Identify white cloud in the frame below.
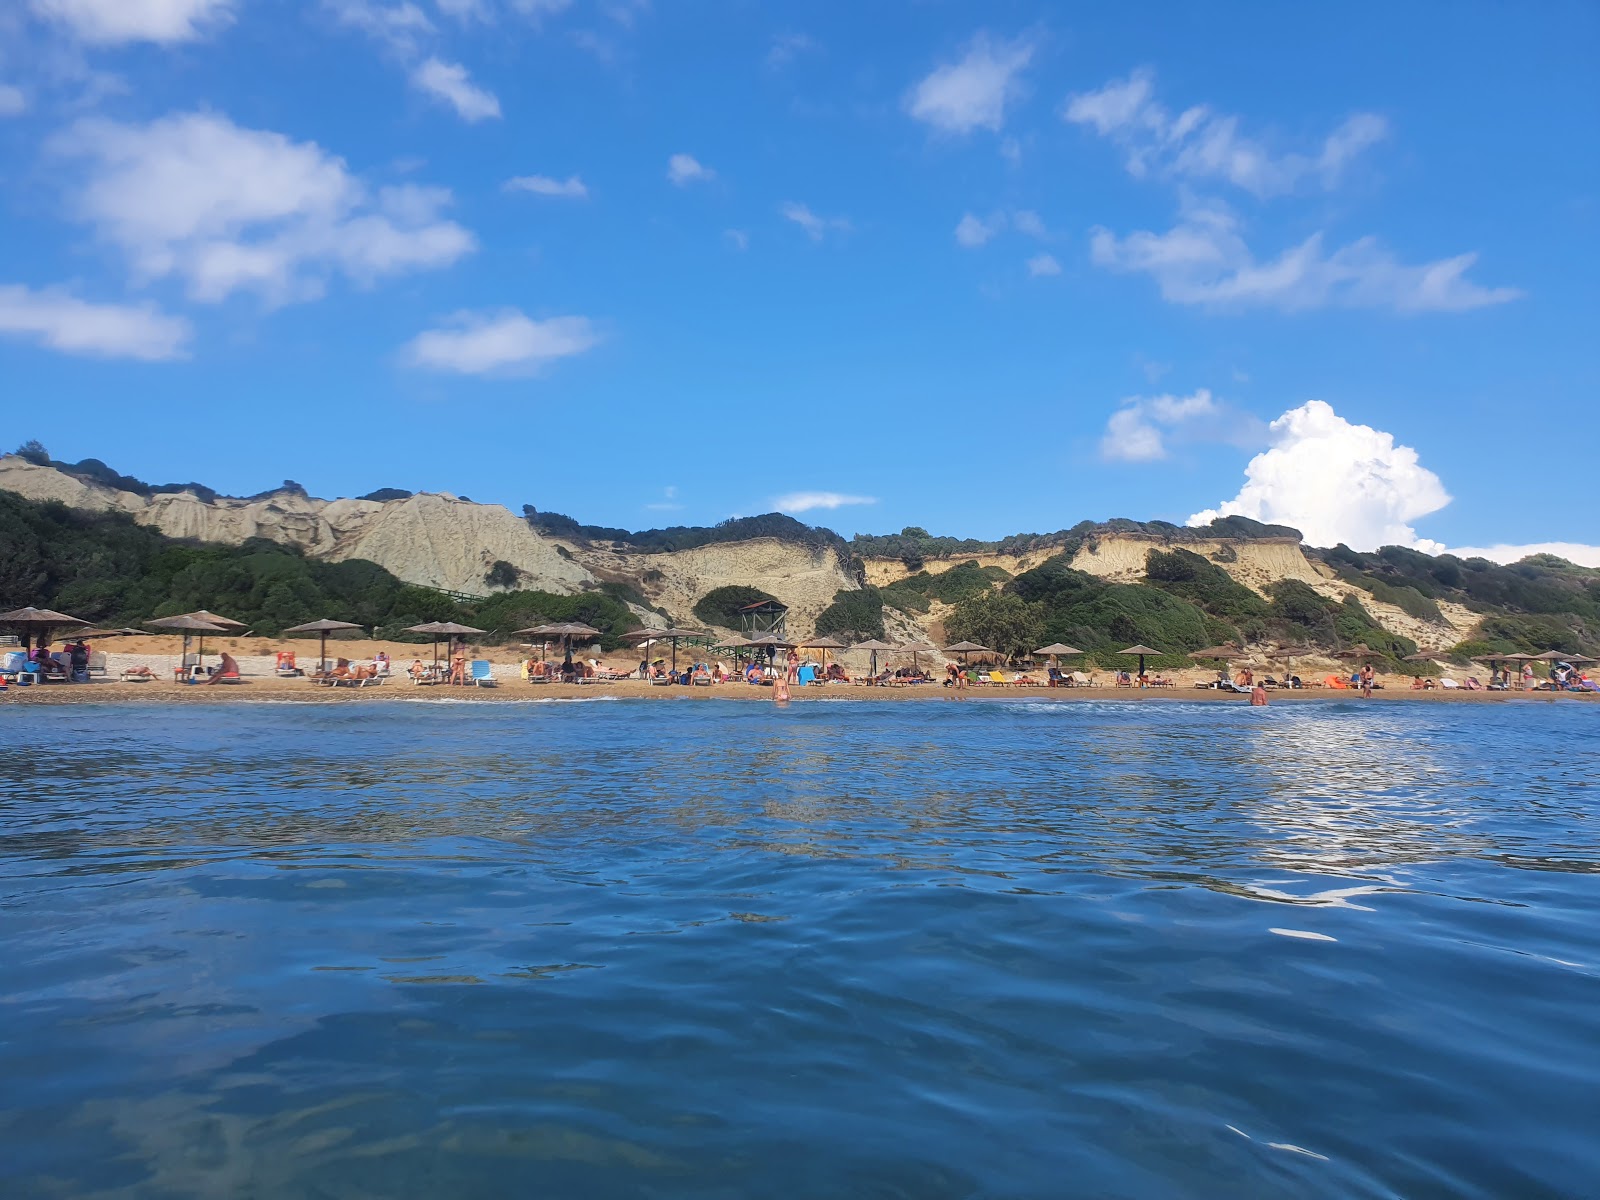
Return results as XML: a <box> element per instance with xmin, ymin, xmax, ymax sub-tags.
<box><xmin>1444</xmin><ymin>543</ymin><xmax>1600</xmax><ymax>569</ymax></box>
<box><xmin>0</xmin><ymin>85</ymin><xmax>26</xmax><ymax>116</ymax></box>
<box><xmin>724</xmin><ymin>228</ymin><xmax>748</xmax><ymax>251</ymax></box>
<box><xmin>781</xmin><ymin>201</ymin><xmax>850</xmax><ymax>243</ymax></box>
<box><xmin>1064</xmin><ymin>68</ymin><xmax>1389</xmax><ymax>197</ymax></box>
<box><xmin>410</xmin><ymin>57</ymin><xmax>500</xmax><ymax>121</ymax></box>
<box><xmin>403</xmin><ymin>309</ymin><xmax>599</xmax><ymax>375</ymax></box>
<box><xmin>1012</xmin><ymin>209</ymin><xmax>1047</xmax><ymax>239</ymax></box>
<box><xmin>58</xmin><ymin>111</ymin><xmax>474</xmax><ymax>305</ymax></box>
<box><xmin>666</xmin><ymin>153</ymin><xmax>713</xmax><ymax>186</ymax></box>
<box><xmin>509</xmin><ymin>0</ymin><xmax>572</xmax><ymax>19</ymax></box>
<box><xmin>435</xmin><ymin>0</ymin><xmax>490</xmax><ymax>20</ymax></box>
<box><xmin>644</xmin><ymin>484</ymin><xmax>683</xmax><ymax>512</ymax></box>
<box><xmin>31</xmin><ymin>0</ymin><xmax>234</xmax><ymax>44</ymax></box>
<box><xmin>955</xmin><ymin>211</ymin><xmax>1002</xmax><ymax>248</ymax></box>
<box><xmin>504</xmin><ymin>173</ymin><xmax>587</xmax><ymax>198</ymax></box>
<box><xmin>0</xmin><ymin>283</ymin><xmax>191</xmax><ymax>360</ymax></box>
<box><xmin>906</xmin><ymin>32</ymin><xmax>1033</xmax><ymax>135</ymax></box>
<box><xmin>1090</xmin><ymin>203</ymin><xmax>1521</xmax><ymax>313</ymax></box>
<box><xmin>767</xmin><ymin>31</ymin><xmax>817</xmax><ymax>68</ymax></box>
<box><xmin>325</xmin><ymin>0</ymin><xmax>434</xmax><ymax>55</ymax></box>
<box><xmin>1188</xmin><ymin>400</ymin><xmax>1451</xmax><ymax>550</ymax></box>
<box><xmin>772</xmin><ymin>491</ymin><xmax>876</xmax><ymax>513</ymax></box>
<box><xmin>1099</xmin><ymin>388</ymin><xmax>1261</xmax><ymax>462</ymax></box>
<box><xmin>1026</xmin><ymin>252</ymin><xmax>1060</xmax><ymax>277</ymax></box>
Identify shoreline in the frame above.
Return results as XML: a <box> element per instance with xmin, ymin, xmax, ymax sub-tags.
<box><xmin>4</xmin><ymin>678</ymin><xmax>1593</xmax><ymax>706</ymax></box>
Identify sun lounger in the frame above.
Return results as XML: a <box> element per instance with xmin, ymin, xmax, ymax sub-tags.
<box><xmin>120</xmin><ymin>668</ymin><xmax>156</xmax><ymax>683</ymax></box>
<box><xmin>469</xmin><ymin>660</ymin><xmax>497</xmax><ymax>687</ymax></box>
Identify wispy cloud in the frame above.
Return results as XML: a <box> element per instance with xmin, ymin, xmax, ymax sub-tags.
<box><xmin>410</xmin><ymin>57</ymin><xmax>500</xmax><ymax>121</ymax></box>
<box><xmin>504</xmin><ymin>173</ymin><xmax>588</xmax><ymax>198</ymax></box>
<box><xmin>767</xmin><ymin>30</ymin><xmax>817</xmax><ymax>68</ymax></box>
<box><xmin>1099</xmin><ymin>388</ymin><xmax>1263</xmax><ymax>462</ymax></box>
<box><xmin>32</xmin><ymin>0</ymin><xmax>236</xmax><ymax>44</ymax></box>
<box><xmin>0</xmin><ymin>84</ymin><xmax>27</xmax><ymax>116</ymax></box>
<box><xmin>403</xmin><ymin>309</ymin><xmax>599</xmax><ymax>375</ymax></box>
<box><xmin>667</xmin><ymin>153</ymin><xmax>713</xmax><ymax>186</ymax></box>
<box><xmin>325</xmin><ymin>0</ymin><xmax>434</xmax><ymax>56</ymax></box>
<box><xmin>1064</xmin><ymin>68</ymin><xmax>1388</xmax><ymax>197</ymax></box>
<box><xmin>644</xmin><ymin>484</ymin><xmax>683</xmax><ymax>512</ymax></box>
<box><xmin>906</xmin><ymin>32</ymin><xmax>1034</xmax><ymax>135</ymax></box>
<box><xmin>781</xmin><ymin>201</ymin><xmax>850</xmax><ymax>243</ymax></box>
<box><xmin>772</xmin><ymin>491</ymin><xmax>876</xmax><ymax>513</ymax></box>
<box><xmin>955</xmin><ymin>211</ymin><xmax>1002</xmax><ymax>248</ymax></box>
<box><xmin>724</xmin><ymin>228</ymin><xmax>749</xmax><ymax>251</ymax></box>
<box><xmin>1026</xmin><ymin>253</ymin><xmax>1060</xmax><ymax>277</ymax></box>
<box><xmin>0</xmin><ymin>282</ymin><xmax>191</xmax><ymax>360</ymax></box>
<box><xmin>1091</xmin><ymin>202</ymin><xmax>1521</xmax><ymax>313</ymax></box>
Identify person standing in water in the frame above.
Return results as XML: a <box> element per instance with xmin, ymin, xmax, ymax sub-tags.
<box><xmin>1360</xmin><ymin>663</ymin><xmax>1374</xmax><ymax>698</ymax></box>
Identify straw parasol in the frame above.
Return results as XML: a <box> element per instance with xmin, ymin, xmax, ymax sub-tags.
<box><xmin>941</xmin><ymin>641</ymin><xmax>990</xmax><ymax>678</ymax></box>
<box><xmin>179</xmin><ymin>609</ymin><xmax>247</xmax><ymax>631</ymax></box>
<box><xmin>514</xmin><ymin>622</ymin><xmax>601</xmax><ymax>665</ymax></box>
<box><xmin>0</xmin><ymin>606</ymin><xmax>90</xmax><ymax>653</ymax></box>
<box><xmin>1189</xmin><ymin>643</ymin><xmax>1245</xmax><ymax>684</ymax></box>
<box><xmin>1118</xmin><ymin>644</ymin><xmax>1162</xmax><ymax>685</ymax></box>
<box><xmin>283</xmin><ymin>618</ymin><xmax>365</xmax><ymax>675</ymax></box>
<box><xmin>147</xmin><ymin>614</ymin><xmax>226</xmax><ymax>673</ymax></box>
<box><xmin>406</xmin><ymin>620</ymin><xmax>487</xmax><ymax>670</ymax></box>
<box><xmin>744</xmin><ymin>632</ymin><xmax>797</xmax><ymax>668</ymax></box>
<box><xmin>626</xmin><ymin>626</ymin><xmax>705</xmax><ymax>673</ymax></box>
<box><xmin>898</xmin><ymin>640</ymin><xmax>938</xmax><ymax>674</ymax></box>
<box><xmin>799</xmin><ymin>633</ymin><xmax>846</xmax><ymax>674</ymax></box>
<box><xmin>78</xmin><ymin>627</ymin><xmax>146</xmax><ymax>639</ymax></box>
<box><xmin>848</xmin><ymin>637</ymin><xmax>892</xmax><ymax>678</ymax></box>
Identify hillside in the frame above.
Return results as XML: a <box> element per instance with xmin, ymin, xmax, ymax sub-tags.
<box><xmin>3</xmin><ymin>449</ymin><xmax>1596</xmax><ymax>670</ymax></box>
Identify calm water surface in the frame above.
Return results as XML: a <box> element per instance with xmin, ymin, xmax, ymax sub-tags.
<box><xmin>1</xmin><ymin>698</ymin><xmax>1596</xmax><ymax>1198</ymax></box>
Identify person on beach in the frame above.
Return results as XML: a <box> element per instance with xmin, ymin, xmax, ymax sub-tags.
<box><xmin>1360</xmin><ymin>663</ymin><xmax>1374</xmax><ymax>698</ymax></box>
<box><xmin>1250</xmin><ymin>683</ymin><xmax>1268</xmax><ymax>706</ymax></box>
<box><xmin>786</xmin><ymin>650</ymin><xmax>799</xmax><ymax>683</ymax></box>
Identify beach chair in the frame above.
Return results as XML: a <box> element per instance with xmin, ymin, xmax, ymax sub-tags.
<box><xmin>469</xmin><ymin>660</ymin><xmax>497</xmax><ymax>687</ymax></box>
<box><xmin>120</xmin><ymin>667</ymin><xmax>156</xmax><ymax>683</ymax></box>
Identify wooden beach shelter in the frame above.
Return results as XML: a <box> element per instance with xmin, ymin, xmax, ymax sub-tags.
<box><xmin>853</xmin><ymin>638</ymin><xmax>896</xmax><ymax>679</ymax></box>
<box><xmin>0</xmin><ymin>606</ymin><xmax>90</xmax><ymax>655</ymax></box>
<box><xmin>798</xmin><ymin>634</ymin><xmax>846</xmax><ymax>674</ymax></box>
<box><xmin>405</xmin><ymin>620</ymin><xmax>486</xmax><ymax>671</ymax></box>
<box><xmin>1117</xmin><ymin>644</ymin><xmax>1162</xmax><ymax>686</ymax></box>
<box><xmin>283</xmin><ymin>618</ymin><xmax>365</xmax><ymax>675</ymax></box>
<box><xmin>147</xmin><ymin>614</ymin><xmax>226</xmax><ymax>674</ymax></box>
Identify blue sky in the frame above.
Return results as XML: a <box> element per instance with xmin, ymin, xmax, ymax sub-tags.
<box><xmin>2</xmin><ymin>0</ymin><xmax>1597</xmax><ymax>561</ymax></box>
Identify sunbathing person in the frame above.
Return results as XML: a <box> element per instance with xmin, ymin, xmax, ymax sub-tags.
<box><xmin>205</xmin><ymin>652</ymin><xmax>242</xmax><ymax>684</ymax></box>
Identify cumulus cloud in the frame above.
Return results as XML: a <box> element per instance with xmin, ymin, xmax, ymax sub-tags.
<box><xmin>410</xmin><ymin>57</ymin><xmax>500</xmax><ymax>120</ymax></box>
<box><xmin>0</xmin><ymin>283</ymin><xmax>192</xmax><ymax>360</ymax></box>
<box><xmin>1090</xmin><ymin>202</ymin><xmax>1521</xmax><ymax>313</ymax></box>
<box><xmin>1026</xmin><ymin>252</ymin><xmax>1060</xmax><ymax>277</ymax></box>
<box><xmin>666</xmin><ymin>153</ymin><xmax>713</xmax><ymax>186</ymax></box>
<box><xmin>31</xmin><ymin>0</ymin><xmax>234</xmax><ymax>44</ymax></box>
<box><xmin>955</xmin><ymin>211</ymin><xmax>1002</xmax><ymax>248</ymax></box>
<box><xmin>57</xmin><ymin>111</ymin><xmax>474</xmax><ymax>305</ymax></box>
<box><xmin>772</xmin><ymin>491</ymin><xmax>876</xmax><ymax>514</ymax></box>
<box><xmin>1443</xmin><ymin>543</ymin><xmax>1600</xmax><ymax>569</ymax></box>
<box><xmin>1099</xmin><ymin>388</ymin><xmax>1262</xmax><ymax>462</ymax></box>
<box><xmin>504</xmin><ymin>173</ymin><xmax>587</xmax><ymax>198</ymax></box>
<box><xmin>403</xmin><ymin>309</ymin><xmax>599</xmax><ymax>375</ymax></box>
<box><xmin>1064</xmin><ymin>68</ymin><xmax>1388</xmax><ymax>197</ymax></box>
<box><xmin>905</xmin><ymin>32</ymin><xmax>1033</xmax><ymax>135</ymax></box>
<box><xmin>1188</xmin><ymin>400</ymin><xmax>1451</xmax><ymax>550</ymax></box>
<box><xmin>781</xmin><ymin>201</ymin><xmax>850</xmax><ymax>243</ymax></box>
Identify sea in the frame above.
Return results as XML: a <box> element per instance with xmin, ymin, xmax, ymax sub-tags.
<box><xmin>1</xmin><ymin>698</ymin><xmax>1596</xmax><ymax>1198</ymax></box>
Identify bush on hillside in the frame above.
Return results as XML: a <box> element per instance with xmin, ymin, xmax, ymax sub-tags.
<box><xmin>692</xmin><ymin>585</ymin><xmax>781</xmax><ymax>630</ymax></box>
<box><xmin>944</xmin><ymin>591</ymin><xmax>1044</xmax><ymax>662</ymax></box>
<box><xmin>813</xmin><ymin>587</ymin><xmax>886</xmax><ymax>642</ymax></box>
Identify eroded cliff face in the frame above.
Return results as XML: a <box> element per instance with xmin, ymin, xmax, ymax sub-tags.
<box><xmin>0</xmin><ymin>457</ymin><xmax>593</xmax><ymax>597</ymax></box>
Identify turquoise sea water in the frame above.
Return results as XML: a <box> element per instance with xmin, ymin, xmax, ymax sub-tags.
<box><xmin>1</xmin><ymin>698</ymin><xmax>1596</xmax><ymax>1198</ymax></box>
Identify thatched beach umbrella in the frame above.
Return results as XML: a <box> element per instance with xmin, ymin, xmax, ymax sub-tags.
<box><xmin>1118</xmin><ymin>644</ymin><xmax>1162</xmax><ymax>685</ymax></box>
<box><xmin>1189</xmin><ymin>643</ymin><xmax>1245</xmax><ymax>684</ymax></box>
<box><xmin>941</xmin><ymin>641</ymin><xmax>990</xmax><ymax>678</ymax></box>
<box><xmin>1266</xmin><ymin>644</ymin><xmax>1316</xmax><ymax>680</ymax></box>
<box><xmin>179</xmin><ymin>609</ymin><xmax>247</xmax><ymax>631</ymax></box>
<box><xmin>148</xmin><ymin>614</ymin><xmax>227</xmax><ymax>674</ymax></box>
<box><xmin>0</xmin><ymin>605</ymin><xmax>90</xmax><ymax>652</ymax></box>
<box><xmin>406</xmin><ymin>620</ymin><xmax>486</xmax><ymax>670</ymax></box>
<box><xmin>799</xmin><ymin>634</ymin><xmax>846</xmax><ymax>674</ymax></box>
<box><xmin>517</xmin><ymin>622</ymin><xmax>602</xmax><ymax>666</ymax></box>
<box><xmin>854</xmin><ymin>638</ymin><xmax>896</xmax><ymax>678</ymax></box>
<box><xmin>626</xmin><ymin>626</ymin><xmax>705</xmax><ymax>673</ymax></box>
<box><xmin>78</xmin><ymin>627</ymin><xmax>146</xmax><ymax>639</ymax></box>
<box><xmin>744</xmin><ymin>632</ymin><xmax>796</xmax><ymax>669</ymax></box>
<box><xmin>899</xmin><ymin>640</ymin><xmax>939</xmax><ymax>674</ymax></box>
<box><xmin>1525</xmin><ymin>649</ymin><xmax>1573</xmax><ymax>686</ymax></box>
<box><xmin>283</xmin><ymin>618</ymin><xmax>365</xmax><ymax>675</ymax></box>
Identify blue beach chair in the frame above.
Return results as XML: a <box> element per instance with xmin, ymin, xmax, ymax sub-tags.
<box><xmin>470</xmin><ymin>660</ymin><xmax>498</xmax><ymax>687</ymax></box>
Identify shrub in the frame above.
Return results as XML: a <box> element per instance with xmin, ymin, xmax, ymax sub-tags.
<box><xmin>814</xmin><ymin>587</ymin><xmax>886</xmax><ymax>641</ymax></box>
<box><xmin>944</xmin><ymin>591</ymin><xmax>1044</xmax><ymax>662</ymax></box>
<box><xmin>693</xmin><ymin>585</ymin><xmax>781</xmax><ymax>629</ymax></box>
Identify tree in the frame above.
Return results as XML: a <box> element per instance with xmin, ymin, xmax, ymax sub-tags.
<box><xmin>484</xmin><ymin>560</ymin><xmax>520</xmax><ymax>589</ymax></box>
<box><xmin>13</xmin><ymin>439</ymin><xmax>49</xmax><ymax>466</ymax></box>
<box><xmin>945</xmin><ymin>592</ymin><xmax>1044</xmax><ymax>662</ymax></box>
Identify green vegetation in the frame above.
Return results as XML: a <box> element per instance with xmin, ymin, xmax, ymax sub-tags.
<box><xmin>879</xmin><ymin>559</ymin><xmax>1010</xmax><ymax>615</ymax></box>
<box><xmin>525</xmin><ymin>507</ymin><xmax>848</xmax><ymax>557</ymax></box>
<box><xmin>0</xmin><ymin>491</ymin><xmax>641</xmax><ymax>647</ymax></box>
<box><xmin>943</xmin><ymin>592</ymin><xmax>1043</xmax><ymax>662</ymax></box>
<box><xmin>484</xmin><ymin>560</ymin><xmax>520</xmax><ymax>588</ymax></box>
<box><xmin>1144</xmin><ymin>548</ymin><xmax>1269</xmax><ymax>639</ymax></box>
<box><xmin>1007</xmin><ymin>555</ymin><xmax>1213</xmax><ymax>668</ymax></box>
<box><xmin>692</xmin><ymin>585</ymin><xmax>781</xmax><ymax>630</ymax></box>
<box><xmin>814</xmin><ymin>587</ymin><xmax>887</xmax><ymax>641</ymax></box>
<box><xmin>850</xmin><ymin>515</ymin><xmax>1304</xmax><ymax>565</ymax></box>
